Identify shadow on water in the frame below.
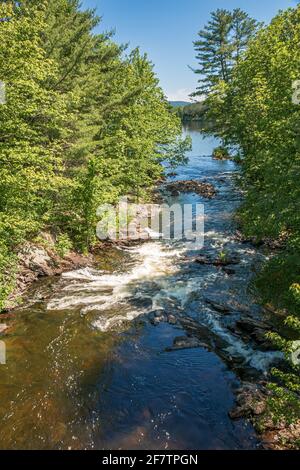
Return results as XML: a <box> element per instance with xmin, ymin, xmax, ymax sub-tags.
<box><xmin>0</xmin><ymin>123</ymin><xmax>270</xmax><ymax>450</ymax></box>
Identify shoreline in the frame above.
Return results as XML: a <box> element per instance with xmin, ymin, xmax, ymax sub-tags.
<box><xmin>0</xmin><ymin>176</ymin><xmax>297</xmax><ymax>450</ymax></box>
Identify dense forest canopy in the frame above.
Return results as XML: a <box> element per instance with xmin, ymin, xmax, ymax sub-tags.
<box><xmin>0</xmin><ymin>0</ymin><xmax>190</xmax><ymax>308</ymax></box>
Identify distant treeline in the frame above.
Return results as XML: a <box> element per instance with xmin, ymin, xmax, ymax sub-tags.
<box><xmin>176</xmin><ymin>101</ymin><xmax>208</xmax><ymax>124</ymax></box>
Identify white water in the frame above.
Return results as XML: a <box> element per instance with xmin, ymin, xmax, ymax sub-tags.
<box><xmin>47</xmin><ymin>242</ymin><xmax>184</xmax><ymax>319</ymax></box>
<box><xmin>47</xmin><ymin>238</ymin><xmax>282</xmax><ymax>372</ymax></box>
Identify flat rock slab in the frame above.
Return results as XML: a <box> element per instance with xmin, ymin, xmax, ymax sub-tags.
<box><xmin>195</xmin><ymin>254</ymin><xmax>240</xmax><ymax>267</ymax></box>
<box><xmin>236</xmin><ymin>318</ymin><xmax>270</xmax><ymax>333</ymax></box>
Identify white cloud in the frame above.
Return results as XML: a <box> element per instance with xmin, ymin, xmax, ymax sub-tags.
<box><xmin>167</xmin><ymin>88</ymin><xmax>193</xmax><ymax>102</ymax></box>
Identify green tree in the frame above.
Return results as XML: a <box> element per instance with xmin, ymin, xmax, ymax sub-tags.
<box><xmin>0</xmin><ymin>2</ymin><xmax>69</xmax><ymax>248</ymax></box>
<box><xmin>204</xmin><ymin>5</ymin><xmax>300</xmax><ymax>437</ymax></box>
<box><xmin>0</xmin><ymin>0</ymin><xmax>189</xmax><ymax>306</ymax></box>
<box><xmin>192</xmin><ymin>8</ymin><xmax>259</xmax><ymax>97</ymax></box>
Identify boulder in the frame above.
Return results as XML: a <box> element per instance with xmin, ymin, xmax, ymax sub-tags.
<box><xmin>167</xmin><ymin>315</ymin><xmax>177</xmax><ymax>325</ymax></box>
<box><xmin>204</xmin><ymin>298</ymin><xmax>231</xmax><ymax>314</ymax></box>
<box><xmin>0</xmin><ymin>324</ymin><xmax>8</xmax><ymax>334</ymax></box>
<box><xmin>18</xmin><ymin>245</ymin><xmax>54</xmax><ymax>277</ymax></box>
<box><xmin>222</xmin><ymin>267</ymin><xmax>236</xmax><ymax>275</ymax></box>
<box><xmin>229</xmin><ymin>382</ymin><xmax>267</xmax><ymax>420</ymax></box>
<box><xmin>166</xmin><ymin>335</ymin><xmax>209</xmax><ymax>351</ymax></box>
<box><xmin>195</xmin><ymin>254</ymin><xmax>240</xmax><ymax>267</ymax></box>
<box><xmin>149</xmin><ymin>311</ymin><xmax>166</xmax><ymax>326</ymax></box>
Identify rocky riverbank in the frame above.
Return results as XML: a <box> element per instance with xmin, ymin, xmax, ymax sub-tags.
<box><xmin>1</xmin><ymin>168</ymin><xmax>296</xmax><ymax>450</ymax></box>
<box><xmin>3</xmin><ymin>235</ymin><xmax>95</xmax><ymax>312</ymax></box>
<box><xmin>229</xmin><ymin>382</ymin><xmax>300</xmax><ymax>450</ymax></box>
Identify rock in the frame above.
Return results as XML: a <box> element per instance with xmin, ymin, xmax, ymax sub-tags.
<box><xmin>236</xmin><ymin>318</ymin><xmax>269</xmax><ymax>334</ymax></box>
<box><xmin>149</xmin><ymin>311</ymin><xmax>166</xmax><ymax>326</ymax></box>
<box><xmin>229</xmin><ymin>407</ymin><xmax>248</xmax><ymax>420</ymax></box>
<box><xmin>222</xmin><ymin>267</ymin><xmax>236</xmax><ymax>275</ymax></box>
<box><xmin>166</xmin><ymin>335</ymin><xmax>209</xmax><ymax>351</ymax></box>
<box><xmin>22</xmin><ymin>246</ymin><xmax>54</xmax><ymax>277</ymax></box>
<box><xmin>251</xmin><ymin>328</ymin><xmax>274</xmax><ymax>350</ymax></box>
<box><xmin>154</xmin><ymin>311</ymin><xmax>163</xmax><ymax>318</ymax></box>
<box><xmin>252</xmin><ymin>401</ymin><xmax>267</xmax><ymax>416</ymax></box>
<box><xmin>195</xmin><ymin>254</ymin><xmax>240</xmax><ymax>267</ymax></box>
<box><xmin>213</xmin><ymin>256</ymin><xmax>240</xmax><ymax>267</ymax></box>
<box><xmin>234</xmin><ymin>230</ymin><xmax>255</xmax><ymax>244</ymax></box>
<box><xmin>167</xmin><ymin>315</ymin><xmax>177</xmax><ymax>325</ymax></box>
<box><xmin>212</xmin><ymin>147</ymin><xmax>231</xmax><ymax>160</ymax></box>
<box><xmin>229</xmin><ymin>382</ymin><xmax>267</xmax><ymax>420</ymax></box>
<box><xmin>262</xmin><ymin>422</ymin><xmax>300</xmax><ymax>450</ymax></box>
<box><xmin>195</xmin><ymin>255</ymin><xmax>210</xmax><ymax>265</ymax></box>
<box><xmin>165</xmin><ymin>180</ymin><xmax>217</xmax><ymax>199</ymax></box>
<box><xmin>204</xmin><ymin>298</ymin><xmax>231</xmax><ymax>314</ymax></box>
<box><xmin>0</xmin><ymin>324</ymin><xmax>8</xmax><ymax>334</ymax></box>
<box><xmin>227</xmin><ymin>353</ymin><xmax>245</xmax><ymax>365</ymax></box>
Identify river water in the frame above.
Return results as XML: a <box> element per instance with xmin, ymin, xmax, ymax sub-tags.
<box><xmin>0</xmin><ymin>125</ymin><xmax>280</xmax><ymax>449</ymax></box>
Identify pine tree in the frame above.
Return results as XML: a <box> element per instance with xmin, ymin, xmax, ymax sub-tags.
<box><xmin>231</xmin><ymin>8</ymin><xmax>260</xmax><ymax>64</ymax></box>
<box><xmin>192</xmin><ymin>9</ymin><xmax>259</xmax><ymax>97</ymax></box>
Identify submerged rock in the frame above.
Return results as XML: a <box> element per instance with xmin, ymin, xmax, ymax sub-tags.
<box><xmin>166</xmin><ymin>335</ymin><xmax>209</xmax><ymax>352</ymax></box>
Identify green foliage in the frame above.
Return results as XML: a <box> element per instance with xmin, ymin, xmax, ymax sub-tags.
<box><xmin>212</xmin><ymin>146</ymin><xmax>230</xmax><ymax>160</ymax></box>
<box><xmin>0</xmin><ymin>243</ymin><xmax>17</xmax><ymax>311</ymax></box>
<box><xmin>193</xmin><ymin>4</ymin><xmax>300</xmax><ymax>434</ymax></box>
<box><xmin>192</xmin><ymin>8</ymin><xmax>259</xmax><ymax>97</ymax></box>
<box><xmin>56</xmin><ymin>234</ymin><xmax>73</xmax><ymax>258</ymax></box>
<box><xmin>0</xmin><ymin>0</ymin><xmax>188</xmax><ymax>308</ymax></box>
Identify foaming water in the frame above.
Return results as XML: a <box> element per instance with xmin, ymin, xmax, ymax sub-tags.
<box><xmin>0</xmin><ymin>125</ymin><xmax>275</xmax><ymax>450</ymax></box>
<box><xmin>47</xmin><ymin>243</ymin><xmax>183</xmax><ymax>312</ymax></box>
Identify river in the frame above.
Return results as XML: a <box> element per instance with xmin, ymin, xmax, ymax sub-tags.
<box><xmin>0</xmin><ymin>125</ymin><xmax>280</xmax><ymax>450</ymax></box>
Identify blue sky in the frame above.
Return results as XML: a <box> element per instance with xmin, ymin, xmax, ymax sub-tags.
<box><xmin>82</xmin><ymin>0</ymin><xmax>296</xmax><ymax>101</ymax></box>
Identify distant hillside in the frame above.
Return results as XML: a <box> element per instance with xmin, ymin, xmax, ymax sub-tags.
<box><xmin>169</xmin><ymin>101</ymin><xmax>191</xmax><ymax>108</ymax></box>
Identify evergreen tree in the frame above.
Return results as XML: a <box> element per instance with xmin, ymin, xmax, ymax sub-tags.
<box><xmin>192</xmin><ymin>9</ymin><xmax>259</xmax><ymax>97</ymax></box>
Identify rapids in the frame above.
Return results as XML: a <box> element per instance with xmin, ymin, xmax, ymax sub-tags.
<box><xmin>0</xmin><ymin>124</ymin><xmax>279</xmax><ymax>449</ymax></box>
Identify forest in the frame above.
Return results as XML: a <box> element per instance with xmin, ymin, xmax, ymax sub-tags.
<box><xmin>191</xmin><ymin>5</ymin><xmax>300</xmax><ymax>432</ymax></box>
<box><xmin>0</xmin><ymin>0</ymin><xmax>189</xmax><ymax>310</ymax></box>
